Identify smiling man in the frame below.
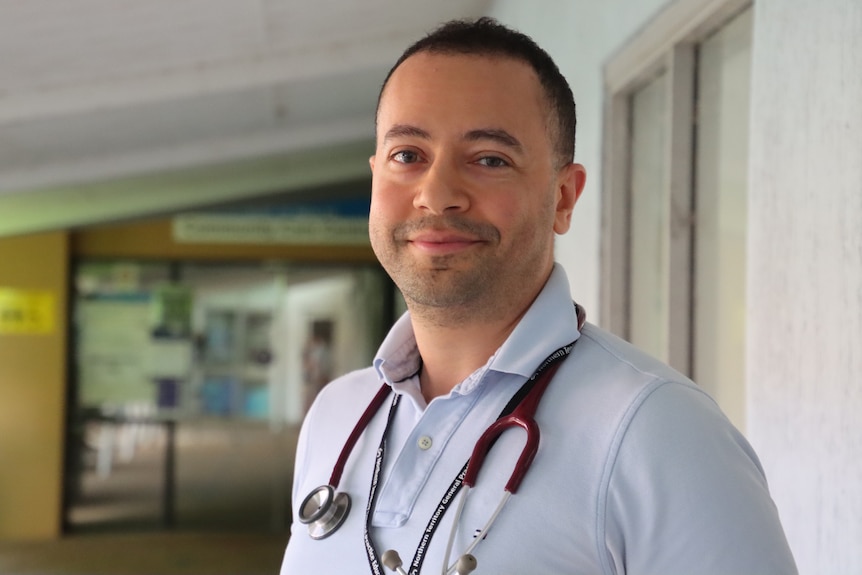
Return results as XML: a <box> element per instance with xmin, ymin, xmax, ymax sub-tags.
<box><xmin>368</xmin><ymin>48</ymin><xmax>585</xmax><ymax>402</ymax></box>
<box><xmin>281</xmin><ymin>18</ymin><xmax>796</xmax><ymax>575</ymax></box>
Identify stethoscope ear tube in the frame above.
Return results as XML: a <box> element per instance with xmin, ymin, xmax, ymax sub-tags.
<box><xmin>462</xmin><ymin>356</ymin><xmax>566</xmax><ymax>493</ymax></box>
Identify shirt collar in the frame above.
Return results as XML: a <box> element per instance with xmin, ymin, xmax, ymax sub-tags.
<box><xmin>488</xmin><ymin>263</ymin><xmax>582</xmax><ymax>378</ymax></box>
<box><xmin>373</xmin><ymin>264</ymin><xmax>582</xmax><ymax>390</ymax></box>
<box><xmin>373</xmin><ymin>310</ymin><xmax>421</xmax><ymax>385</ymax></box>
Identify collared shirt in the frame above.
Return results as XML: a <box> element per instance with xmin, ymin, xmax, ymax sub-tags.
<box><xmin>281</xmin><ymin>264</ymin><xmax>797</xmax><ymax>574</ymax></box>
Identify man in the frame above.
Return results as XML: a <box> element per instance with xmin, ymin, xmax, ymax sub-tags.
<box><xmin>281</xmin><ymin>18</ymin><xmax>796</xmax><ymax>574</ymax></box>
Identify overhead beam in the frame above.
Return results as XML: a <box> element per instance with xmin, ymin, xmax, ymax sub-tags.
<box><xmin>0</xmin><ymin>116</ymin><xmax>373</xmax><ymax>195</ymax></box>
<box><xmin>0</xmin><ymin>139</ymin><xmax>374</xmax><ymax>238</ymax></box>
<box><xmin>0</xmin><ymin>32</ymin><xmax>414</xmax><ymax>125</ymax></box>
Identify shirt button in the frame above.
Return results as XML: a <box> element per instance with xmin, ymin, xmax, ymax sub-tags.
<box><xmin>417</xmin><ymin>436</ymin><xmax>433</xmax><ymax>450</ymax></box>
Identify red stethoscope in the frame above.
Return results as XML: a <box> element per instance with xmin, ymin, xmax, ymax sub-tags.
<box><xmin>299</xmin><ymin>304</ymin><xmax>586</xmax><ymax>575</ymax></box>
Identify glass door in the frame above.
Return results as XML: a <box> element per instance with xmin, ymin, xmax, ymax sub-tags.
<box><xmin>66</xmin><ymin>260</ymin><xmax>389</xmax><ymax>533</ymax></box>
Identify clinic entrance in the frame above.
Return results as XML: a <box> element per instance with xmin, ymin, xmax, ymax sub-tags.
<box><xmin>63</xmin><ymin>198</ymin><xmax>396</xmax><ymax>535</ymax></box>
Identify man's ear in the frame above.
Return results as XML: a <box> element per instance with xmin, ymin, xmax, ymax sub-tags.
<box><xmin>553</xmin><ymin>163</ymin><xmax>587</xmax><ymax>234</ymax></box>
<box><xmin>369</xmin><ymin>155</ymin><xmax>376</xmax><ymax>173</ymax></box>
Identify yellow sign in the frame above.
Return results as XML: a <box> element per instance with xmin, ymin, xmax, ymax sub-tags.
<box><xmin>0</xmin><ymin>288</ymin><xmax>55</xmax><ymax>335</ymax></box>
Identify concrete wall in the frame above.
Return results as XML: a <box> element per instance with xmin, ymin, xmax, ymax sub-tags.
<box><xmin>746</xmin><ymin>0</ymin><xmax>862</xmax><ymax>572</ymax></box>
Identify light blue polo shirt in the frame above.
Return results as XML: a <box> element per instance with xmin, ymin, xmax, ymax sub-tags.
<box><xmin>281</xmin><ymin>264</ymin><xmax>796</xmax><ymax>574</ymax></box>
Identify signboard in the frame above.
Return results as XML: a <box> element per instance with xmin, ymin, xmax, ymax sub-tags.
<box><xmin>0</xmin><ymin>288</ymin><xmax>55</xmax><ymax>334</ymax></box>
<box><xmin>172</xmin><ymin>197</ymin><xmax>371</xmax><ymax>246</ymax></box>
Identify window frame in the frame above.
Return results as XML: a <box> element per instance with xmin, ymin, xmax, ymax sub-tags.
<box><xmin>601</xmin><ymin>0</ymin><xmax>752</xmax><ymax>376</ymax></box>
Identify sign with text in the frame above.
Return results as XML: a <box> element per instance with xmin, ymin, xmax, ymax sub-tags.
<box><xmin>0</xmin><ymin>288</ymin><xmax>55</xmax><ymax>334</ymax></box>
<box><xmin>172</xmin><ymin>197</ymin><xmax>371</xmax><ymax>246</ymax></box>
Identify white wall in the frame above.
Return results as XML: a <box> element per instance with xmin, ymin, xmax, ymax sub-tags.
<box><xmin>488</xmin><ymin>0</ymin><xmax>669</xmax><ymax>323</ymax></box>
<box><xmin>491</xmin><ymin>0</ymin><xmax>862</xmax><ymax>572</ymax></box>
<box><xmin>746</xmin><ymin>0</ymin><xmax>862</xmax><ymax>572</ymax></box>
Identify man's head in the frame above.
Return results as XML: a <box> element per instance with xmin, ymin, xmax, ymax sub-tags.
<box><xmin>369</xmin><ymin>18</ymin><xmax>586</xmax><ymax>323</ymax></box>
<box><xmin>377</xmin><ymin>17</ymin><xmax>576</xmax><ymax>169</ymax></box>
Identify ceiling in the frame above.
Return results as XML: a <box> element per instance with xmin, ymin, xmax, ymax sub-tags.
<box><xmin>0</xmin><ymin>0</ymin><xmax>492</xmax><ymax>236</ymax></box>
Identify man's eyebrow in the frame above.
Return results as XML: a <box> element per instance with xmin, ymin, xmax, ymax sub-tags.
<box><xmin>464</xmin><ymin>129</ymin><xmax>523</xmax><ymax>152</ymax></box>
<box><xmin>382</xmin><ymin>124</ymin><xmax>431</xmax><ymax>144</ymax></box>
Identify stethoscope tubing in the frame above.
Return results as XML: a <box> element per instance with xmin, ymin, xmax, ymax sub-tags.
<box><xmin>301</xmin><ymin>303</ymin><xmax>586</xmax><ymax>571</ymax></box>
<box><xmin>462</xmin><ymin>354</ymin><xmax>566</xmax><ymax>492</ymax></box>
<box><xmin>329</xmin><ymin>382</ymin><xmax>392</xmax><ymax>487</ymax></box>
<box><xmin>439</xmin><ymin>349</ymin><xmax>568</xmax><ymax>574</ymax></box>
<box><xmin>298</xmin><ymin>381</ymin><xmax>392</xmax><ymax>538</ymax></box>
<box><xmin>441</xmin><ymin>487</ymin><xmax>510</xmax><ymax>575</ymax></box>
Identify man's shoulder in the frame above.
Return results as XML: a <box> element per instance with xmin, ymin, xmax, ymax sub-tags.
<box><xmin>305</xmin><ymin>366</ymin><xmax>385</xmax><ymax>421</ymax></box>
<box><xmin>314</xmin><ymin>365</ymin><xmax>382</xmax><ymax>400</ymax></box>
<box><xmin>545</xmin><ymin>322</ymin><xmax>715</xmax><ymax>440</ymax></box>
<box><xmin>573</xmin><ymin>322</ymin><xmax>695</xmax><ymax>389</ymax></box>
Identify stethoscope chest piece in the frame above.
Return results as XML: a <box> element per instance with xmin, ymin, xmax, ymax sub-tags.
<box><xmin>298</xmin><ymin>484</ymin><xmax>351</xmax><ymax>540</ymax></box>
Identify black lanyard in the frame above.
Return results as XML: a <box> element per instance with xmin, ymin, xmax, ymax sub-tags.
<box><xmin>363</xmin><ymin>393</ymin><xmax>402</xmax><ymax>575</ymax></box>
<box><xmin>362</xmin><ymin>341</ymin><xmax>574</xmax><ymax>575</ymax></box>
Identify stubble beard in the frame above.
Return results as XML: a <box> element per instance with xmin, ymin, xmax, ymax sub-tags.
<box><xmin>371</xmin><ymin>215</ymin><xmax>504</xmax><ymax>324</ymax></box>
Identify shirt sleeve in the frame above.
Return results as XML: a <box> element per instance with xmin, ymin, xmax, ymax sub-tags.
<box><xmin>601</xmin><ymin>381</ymin><xmax>797</xmax><ymax>575</ymax></box>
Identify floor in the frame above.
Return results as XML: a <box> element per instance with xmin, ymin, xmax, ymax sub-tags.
<box><xmin>0</xmin><ymin>532</ymin><xmax>288</xmax><ymax>575</ymax></box>
<box><xmin>0</xmin><ymin>419</ymin><xmax>299</xmax><ymax>575</ymax></box>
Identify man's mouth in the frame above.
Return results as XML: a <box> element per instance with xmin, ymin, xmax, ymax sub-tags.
<box><xmin>407</xmin><ymin>231</ymin><xmax>484</xmax><ymax>255</ymax></box>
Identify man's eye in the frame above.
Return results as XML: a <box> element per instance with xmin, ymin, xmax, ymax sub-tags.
<box><xmin>476</xmin><ymin>156</ymin><xmax>509</xmax><ymax>168</ymax></box>
<box><xmin>391</xmin><ymin>150</ymin><xmax>420</xmax><ymax>164</ymax></box>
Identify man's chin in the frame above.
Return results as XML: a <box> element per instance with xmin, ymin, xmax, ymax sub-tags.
<box><xmin>399</xmin><ymin>273</ymin><xmax>489</xmax><ymax>308</ymax></box>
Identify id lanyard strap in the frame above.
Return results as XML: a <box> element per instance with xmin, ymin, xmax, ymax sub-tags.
<box><xmin>363</xmin><ymin>342</ymin><xmax>574</xmax><ymax>575</ymax></box>
<box><xmin>364</xmin><ymin>393</ymin><xmax>401</xmax><ymax>575</ymax></box>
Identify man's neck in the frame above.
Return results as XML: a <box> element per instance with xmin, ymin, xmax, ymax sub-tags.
<box><xmin>410</xmin><ymin>304</ymin><xmax>529</xmax><ymax>403</ymax></box>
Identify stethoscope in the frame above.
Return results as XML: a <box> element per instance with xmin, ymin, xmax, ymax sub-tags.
<box><xmin>299</xmin><ymin>304</ymin><xmax>586</xmax><ymax>574</ymax></box>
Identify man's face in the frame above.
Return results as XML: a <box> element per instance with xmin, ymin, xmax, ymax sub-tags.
<box><xmin>369</xmin><ymin>52</ymin><xmax>583</xmax><ymax>318</ymax></box>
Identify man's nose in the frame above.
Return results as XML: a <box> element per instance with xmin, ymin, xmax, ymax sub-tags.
<box><xmin>412</xmin><ymin>160</ymin><xmax>469</xmax><ymax>214</ymax></box>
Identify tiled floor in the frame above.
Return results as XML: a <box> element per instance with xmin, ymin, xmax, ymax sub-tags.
<box><xmin>69</xmin><ymin>419</ymin><xmax>298</xmax><ymax>534</ymax></box>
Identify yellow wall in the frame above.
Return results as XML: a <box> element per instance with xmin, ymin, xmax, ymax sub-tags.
<box><xmin>0</xmin><ymin>231</ymin><xmax>68</xmax><ymax>539</ymax></box>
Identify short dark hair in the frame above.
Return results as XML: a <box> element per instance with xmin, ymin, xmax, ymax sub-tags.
<box><xmin>376</xmin><ymin>17</ymin><xmax>576</xmax><ymax>166</ymax></box>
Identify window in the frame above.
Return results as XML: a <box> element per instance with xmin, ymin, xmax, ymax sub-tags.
<box><xmin>602</xmin><ymin>0</ymin><xmax>753</xmax><ymax>431</ymax></box>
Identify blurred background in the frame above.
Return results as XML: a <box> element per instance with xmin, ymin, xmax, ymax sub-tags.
<box><xmin>1</xmin><ymin>1</ymin><xmax>860</xmax><ymax>574</ymax></box>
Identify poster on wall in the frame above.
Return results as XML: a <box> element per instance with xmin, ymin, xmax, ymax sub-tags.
<box><xmin>150</xmin><ymin>284</ymin><xmax>193</xmax><ymax>338</ymax></box>
<box><xmin>77</xmin><ymin>294</ymin><xmax>154</xmax><ymax>406</ymax></box>
<box><xmin>148</xmin><ymin>284</ymin><xmax>194</xmax><ymax>409</ymax></box>
<box><xmin>0</xmin><ymin>287</ymin><xmax>55</xmax><ymax>335</ymax></box>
